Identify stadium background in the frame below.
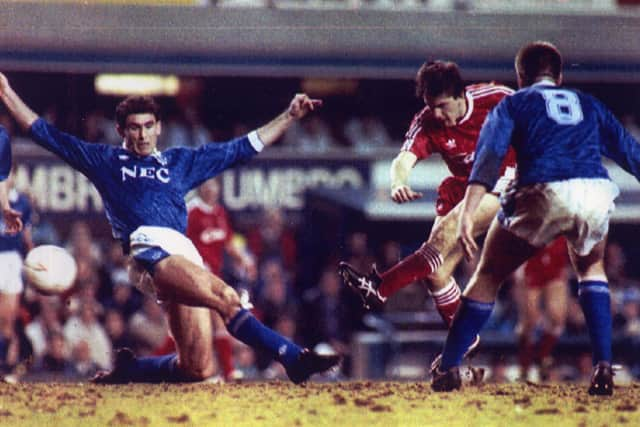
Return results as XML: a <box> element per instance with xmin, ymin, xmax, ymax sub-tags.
<box><xmin>1</xmin><ymin>0</ymin><xmax>640</xmax><ymax>384</ymax></box>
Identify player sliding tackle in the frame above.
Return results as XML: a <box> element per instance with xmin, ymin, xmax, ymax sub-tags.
<box><xmin>339</xmin><ymin>60</ymin><xmax>515</xmax><ymax>362</ymax></box>
<box><xmin>431</xmin><ymin>41</ymin><xmax>640</xmax><ymax>396</ymax></box>
<box><xmin>0</xmin><ymin>73</ymin><xmax>340</xmax><ymax>384</ymax></box>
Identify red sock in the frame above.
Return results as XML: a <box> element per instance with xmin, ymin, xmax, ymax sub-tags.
<box><xmin>379</xmin><ymin>243</ymin><xmax>443</xmax><ymax>298</ymax></box>
<box><xmin>518</xmin><ymin>335</ymin><xmax>535</xmax><ymax>375</ymax></box>
<box><xmin>431</xmin><ymin>278</ymin><xmax>462</xmax><ymax>327</ymax></box>
<box><xmin>214</xmin><ymin>334</ymin><xmax>235</xmax><ymax>380</ymax></box>
<box><xmin>535</xmin><ymin>331</ymin><xmax>560</xmax><ymax>362</ymax></box>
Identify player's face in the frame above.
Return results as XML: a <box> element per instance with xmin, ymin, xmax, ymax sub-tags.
<box><xmin>200</xmin><ymin>178</ymin><xmax>220</xmax><ymax>204</ymax></box>
<box><xmin>121</xmin><ymin>113</ymin><xmax>162</xmax><ymax>156</ymax></box>
<box><xmin>425</xmin><ymin>94</ymin><xmax>466</xmax><ymax>127</ymax></box>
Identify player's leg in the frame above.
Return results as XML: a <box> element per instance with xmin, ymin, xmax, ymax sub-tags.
<box><xmin>95</xmin><ymin>303</ymin><xmax>217</xmax><ymax>383</ymax></box>
<box><xmin>153</xmin><ymin>255</ymin><xmax>240</xmax><ymax>321</ymax></box>
<box><xmin>0</xmin><ymin>292</ymin><xmax>20</xmax><ymax>371</ymax></box>
<box><xmin>379</xmin><ymin>193</ymin><xmax>500</xmax><ymax>298</ymax></box>
<box><xmin>339</xmin><ymin>192</ymin><xmax>501</xmax><ymax>310</ymax></box>
<box><xmin>425</xmin><ymin>190</ymin><xmax>499</xmax><ymax>322</ymax></box>
<box><xmin>153</xmin><ymin>255</ymin><xmax>339</xmax><ymax>384</ymax></box>
<box><xmin>433</xmin><ymin>220</ymin><xmax>538</xmax><ymax>391</ymax></box>
<box><xmin>514</xmin><ymin>279</ymin><xmax>542</xmax><ymax>380</ymax></box>
<box><xmin>0</xmin><ymin>251</ymin><xmax>24</xmax><ymax>372</ymax></box>
<box><xmin>426</xmin><ymin>247</ymin><xmax>464</xmax><ymax>327</ymax></box>
<box><xmin>211</xmin><ymin>311</ymin><xmax>235</xmax><ymax>380</ymax></box>
<box><xmin>568</xmin><ymin>239</ymin><xmax>613</xmax><ymax>395</ymax></box>
<box><xmin>166</xmin><ymin>303</ymin><xmax>217</xmax><ymax>380</ymax></box>
<box><xmin>536</xmin><ymin>278</ymin><xmax>568</xmax><ymax>378</ymax></box>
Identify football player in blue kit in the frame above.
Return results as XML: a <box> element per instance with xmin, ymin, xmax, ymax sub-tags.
<box><xmin>0</xmin><ymin>73</ymin><xmax>340</xmax><ymax>384</ymax></box>
<box><xmin>431</xmin><ymin>41</ymin><xmax>640</xmax><ymax>396</ymax></box>
<box><xmin>0</xmin><ymin>126</ymin><xmax>30</xmax><ymax>377</ymax></box>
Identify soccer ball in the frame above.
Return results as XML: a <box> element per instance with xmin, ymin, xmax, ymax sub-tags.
<box><xmin>23</xmin><ymin>245</ymin><xmax>77</xmax><ymax>295</ymax></box>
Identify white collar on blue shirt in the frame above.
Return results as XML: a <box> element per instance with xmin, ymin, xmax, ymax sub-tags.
<box><xmin>120</xmin><ymin>140</ymin><xmax>166</xmax><ymax>165</ymax></box>
<box><xmin>532</xmin><ymin>78</ymin><xmax>557</xmax><ymax>87</ymax></box>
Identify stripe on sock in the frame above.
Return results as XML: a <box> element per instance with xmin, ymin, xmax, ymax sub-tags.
<box><xmin>227</xmin><ymin>309</ymin><xmax>252</xmax><ymax>335</ymax></box>
<box><xmin>432</xmin><ymin>280</ymin><xmax>461</xmax><ymax>305</ymax></box>
<box><xmin>578</xmin><ymin>283</ymin><xmax>610</xmax><ymax>296</ymax></box>
<box><xmin>417</xmin><ymin>243</ymin><xmax>444</xmax><ymax>274</ymax></box>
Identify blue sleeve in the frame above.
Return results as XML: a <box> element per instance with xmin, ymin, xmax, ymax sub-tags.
<box><xmin>469</xmin><ymin>98</ymin><xmax>515</xmax><ymax>189</ymax></box>
<box><xmin>598</xmin><ymin>103</ymin><xmax>640</xmax><ymax>182</ymax></box>
<box><xmin>183</xmin><ymin>135</ymin><xmax>259</xmax><ymax>189</ymax></box>
<box><xmin>29</xmin><ymin>118</ymin><xmax>108</xmax><ymax>176</ymax></box>
<box><xmin>0</xmin><ymin>125</ymin><xmax>11</xmax><ymax>180</ymax></box>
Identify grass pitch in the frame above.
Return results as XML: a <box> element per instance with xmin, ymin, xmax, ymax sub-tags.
<box><xmin>0</xmin><ymin>381</ymin><xmax>638</xmax><ymax>426</ymax></box>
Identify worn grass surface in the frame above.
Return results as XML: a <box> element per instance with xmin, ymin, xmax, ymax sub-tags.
<box><xmin>0</xmin><ymin>381</ymin><xmax>638</xmax><ymax>426</ymax></box>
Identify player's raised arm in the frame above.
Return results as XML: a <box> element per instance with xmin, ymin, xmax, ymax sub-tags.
<box><xmin>390</xmin><ymin>151</ymin><xmax>423</xmax><ymax>203</ymax></box>
<box><xmin>256</xmin><ymin>93</ymin><xmax>322</xmax><ymax>147</ymax></box>
<box><xmin>0</xmin><ymin>73</ymin><xmax>39</xmax><ymax>131</ymax></box>
<box><xmin>0</xmin><ymin>73</ymin><xmax>106</xmax><ymax>177</ymax></box>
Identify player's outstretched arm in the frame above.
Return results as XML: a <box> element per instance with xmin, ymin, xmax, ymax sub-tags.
<box><xmin>390</xmin><ymin>151</ymin><xmax>423</xmax><ymax>203</ymax></box>
<box><xmin>0</xmin><ymin>73</ymin><xmax>39</xmax><ymax>131</ymax></box>
<box><xmin>256</xmin><ymin>93</ymin><xmax>322</xmax><ymax>147</ymax></box>
<box><xmin>457</xmin><ymin>183</ymin><xmax>487</xmax><ymax>261</ymax></box>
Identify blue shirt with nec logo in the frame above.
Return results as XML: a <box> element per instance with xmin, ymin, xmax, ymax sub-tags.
<box><xmin>29</xmin><ymin>118</ymin><xmax>259</xmax><ymax>250</ymax></box>
<box><xmin>0</xmin><ymin>125</ymin><xmax>11</xmax><ymax>180</ymax></box>
<box><xmin>470</xmin><ymin>81</ymin><xmax>640</xmax><ymax>189</ymax></box>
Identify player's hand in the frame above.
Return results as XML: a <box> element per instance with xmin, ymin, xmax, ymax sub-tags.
<box><xmin>2</xmin><ymin>208</ymin><xmax>23</xmax><ymax>235</ymax></box>
<box><xmin>457</xmin><ymin>212</ymin><xmax>477</xmax><ymax>261</ymax></box>
<box><xmin>287</xmin><ymin>93</ymin><xmax>322</xmax><ymax>120</ymax></box>
<box><xmin>391</xmin><ymin>185</ymin><xmax>423</xmax><ymax>203</ymax></box>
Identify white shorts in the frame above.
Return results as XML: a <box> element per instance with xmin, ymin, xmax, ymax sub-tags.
<box><xmin>0</xmin><ymin>250</ymin><xmax>24</xmax><ymax>294</ymax></box>
<box><xmin>498</xmin><ymin>178</ymin><xmax>619</xmax><ymax>256</ymax></box>
<box><xmin>129</xmin><ymin>226</ymin><xmax>204</xmax><ymax>296</ymax></box>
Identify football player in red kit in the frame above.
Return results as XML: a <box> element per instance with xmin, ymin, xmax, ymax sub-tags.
<box><xmin>186</xmin><ymin>177</ymin><xmax>255</xmax><ymax>381</ymax></box>
<box><xmin>513</xmin><ymin>237</ymin><xmax>569</xmax><ymax>381</ymax></box>
<box><xmin>339</xmin><ymin>60</ymin><xmax>516</xmax><ymax>359</ymax></box>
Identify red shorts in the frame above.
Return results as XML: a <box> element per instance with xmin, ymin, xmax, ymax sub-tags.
<box><xmin>524</xmin><ymin>237</ymin><xmax>569</xmax><ymax>288</ymax></box>
<box><xmin>436</xmin><ymin>176</ymin><xmax>468</xmax><ymax>217</ymax></box>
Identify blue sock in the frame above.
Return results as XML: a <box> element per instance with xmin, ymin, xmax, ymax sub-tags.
<box><xmin>578</xmin><ymin>280</ymin><xmax>612</xmax><ymax>364</ymax></box>
<box><xmin>440</xmin><ymin>297</ymin><xmax>494</xmax><ymax>371</ymax></box>
<box><xmin>124</xmin><ymin>353</ymin><xmax>184</xmax><ymax>383</ymax></box>
<box><xmin>227</xmin><ymin>309</ymin><xmax>302</xmax><ymax>368</ymax></box>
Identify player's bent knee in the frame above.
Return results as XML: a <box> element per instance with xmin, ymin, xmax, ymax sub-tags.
<box><xmin>427</xmin><ymin>269</ymin><xmax>449</xmax><ymax>288</ymax></box>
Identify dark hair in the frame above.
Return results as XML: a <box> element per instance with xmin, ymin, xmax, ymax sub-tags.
<box><xmin>515</xmin><ymin>41</ymin><xmax>562</xmax><ymax>87</ymax></box>
<box><xmin>415</xmin><ymin>60</ymin><xmax>464</xmax><ymax>100</ymax></box>
<box><xmin>115</xmin><ymin>96</ymin><xmax>161</xmax><ymax>129</ymax></box>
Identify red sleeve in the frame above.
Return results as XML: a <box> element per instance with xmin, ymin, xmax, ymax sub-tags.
<box><xmin>401</xmin><ymin>109</ymin><xmax>433</xmax><ymax>160</ymax></box>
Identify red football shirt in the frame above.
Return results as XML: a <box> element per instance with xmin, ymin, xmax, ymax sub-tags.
<box><xmin>402</xmin><ymin>83</ymin><xmax>516</xmax><ymax>178</ymax></box>
<box><xmin>186</xmin><ymin>197</ymin><xmax>232</xmax><ymax>276</ymax></box>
